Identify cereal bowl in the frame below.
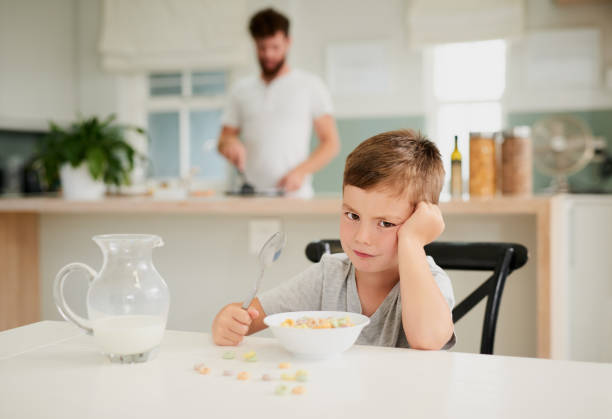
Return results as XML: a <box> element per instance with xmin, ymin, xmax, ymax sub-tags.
<box><xmin>264</xmin><ymin>311</ymin><xmax>370</xmax><ymax>359</ymax></box>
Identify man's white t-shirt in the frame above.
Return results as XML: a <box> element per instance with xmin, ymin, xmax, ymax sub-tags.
<box><xmin>221</xmin><ymin>69</ymin><xmax>333</xmax><ymax>198</ymax></box>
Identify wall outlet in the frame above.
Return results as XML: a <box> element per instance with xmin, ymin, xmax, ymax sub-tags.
<box><xmin>248</xmin><ymin>219</ymin><xmax>282</xmax><ymax>254</ymax></box>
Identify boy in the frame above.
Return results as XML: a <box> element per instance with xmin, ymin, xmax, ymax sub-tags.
<box><xmin>212</xmin><ymin>130</ymin><xmax>455</xmax><ymax>350</ymax></box>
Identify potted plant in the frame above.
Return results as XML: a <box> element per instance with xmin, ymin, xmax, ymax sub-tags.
<box><xmin>36</xmin><ymin>115</ymin><xmax>145</xmax><ymax>200</ymax></box>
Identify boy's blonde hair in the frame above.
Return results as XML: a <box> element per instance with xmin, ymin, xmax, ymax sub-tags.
<box><xmin>343</xmin><ymin>129</ymin><xmax>445</xmax><ymax>204</ymax></box>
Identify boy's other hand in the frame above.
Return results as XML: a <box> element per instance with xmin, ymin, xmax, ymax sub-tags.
<box><xmin>398</xmin><ymin>201</ymin><xmax>445</xmax><ymax>247</ymax></box>
<box><xmin>212</xmin><ymin>303</ymin><xmax>260</xmax><ymax>346</ymax></box>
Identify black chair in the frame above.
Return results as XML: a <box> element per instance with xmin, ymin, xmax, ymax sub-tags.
<box><xmin>305</xmin><ymin>240</ymin><xmax>528</xmax><ymax>355</ymax></box>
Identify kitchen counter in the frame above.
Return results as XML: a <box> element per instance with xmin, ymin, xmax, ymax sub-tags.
<box><xmin>0</xmin><ymin>195</ymin><xmax>562</xmax><ymax>358</ymax></box>
<box><xmin>1</xmin><ymin>321</ymin><xmax>610</xmax><ymax>419</ymax></box>
<box><xmin>0</xmin><ymin>194</ymin><xmax>552</xmax><ymax>215</ymax></box>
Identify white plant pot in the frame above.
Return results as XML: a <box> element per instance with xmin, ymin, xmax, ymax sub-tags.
<box><xmin>59</xmin><ymin>163</ymin><xmax>106</xmax><ymax>200</ymax></box>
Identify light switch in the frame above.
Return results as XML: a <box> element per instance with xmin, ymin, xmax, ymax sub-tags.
<box><xmin>249</xmin><ymin>219</ymin><xmax>282</xmax><ymax>254</ymax></box>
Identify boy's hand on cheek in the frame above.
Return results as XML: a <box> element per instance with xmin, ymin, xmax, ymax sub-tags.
<box><xmin>398</xmin><ymin>202</ymin><xmax>445</xmax><ymax>247</ymax></box>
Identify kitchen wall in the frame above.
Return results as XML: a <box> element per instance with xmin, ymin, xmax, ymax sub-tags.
<box><xmin>0</xmin><ymin>0</ymin><xmax>78</xmax><ymax>130</ymax></box>
<box><xmin>312</xmin><ymin>116</ymin><xmax>425</xmax><ymax>194</ymax></box>
<box><xmin>75</xmin><ymin>0</ymin><xmax>120</xmax><ymax>118</ymax></box>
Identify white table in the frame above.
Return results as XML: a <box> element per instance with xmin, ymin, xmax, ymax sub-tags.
<box><xmin>1</xmin><ymin>321</ymin><xmax>610</xmax><ymax>419</ymax></box>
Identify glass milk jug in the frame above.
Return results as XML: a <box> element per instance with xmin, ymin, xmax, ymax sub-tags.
<box><xmin>53</xmin><ymin>234</ymin><xmax>170</xmax><ymax>363</ymax></box>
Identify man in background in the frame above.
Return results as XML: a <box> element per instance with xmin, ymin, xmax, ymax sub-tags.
<box><xmin>218</xmin><ymin>8</ymin><xmax>339</xmax><ymax>198</ymax></box>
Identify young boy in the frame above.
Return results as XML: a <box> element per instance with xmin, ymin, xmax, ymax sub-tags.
<box><xmin>212</xmin><ymin>130</ymin><xmax>455</xmax><ymax>350</ymax></box>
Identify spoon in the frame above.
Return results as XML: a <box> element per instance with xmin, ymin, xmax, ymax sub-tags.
<box><xmin>242</xmin><ymin>231</ymin><xmax>287</xmax><ymax>309</ymax></box>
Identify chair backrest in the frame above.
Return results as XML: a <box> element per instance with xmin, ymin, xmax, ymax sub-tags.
<box><xmin>305</xmin><ymin>240</ymin><xmax>528</xmax><ymax>355</ymax></box>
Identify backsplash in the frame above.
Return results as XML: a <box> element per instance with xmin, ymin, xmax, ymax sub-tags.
<box><xmin>507</xmin><ymin>109</ymin><xmax>612</xmax><ymax>194</ymax></box>
<box><xmin>311</xmin><ymin>116</ymin><xmax>426</xmax><ymax>194</ymax></box>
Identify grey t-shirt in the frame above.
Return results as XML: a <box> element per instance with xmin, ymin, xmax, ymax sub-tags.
<box><xmin>258</xmin><ymin>253</ymin><xmax>456</xmax><ymax>349</ymax></box>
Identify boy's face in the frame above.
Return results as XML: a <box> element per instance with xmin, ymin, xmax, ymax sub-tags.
<box><xmin>340</xmin><ymin>185</ymin><xmax>415</xmax><ymax>274</ymax></box>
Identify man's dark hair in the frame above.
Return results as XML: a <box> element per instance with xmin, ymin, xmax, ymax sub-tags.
<box><xmin>248</xmin><ymin>8</ymin><xmax>290</xmax><ymax>39</ymax></box>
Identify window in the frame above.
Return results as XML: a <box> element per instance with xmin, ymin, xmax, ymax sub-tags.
<box><xmin>146</xmin><ymin>70</ymin><xmax>229</xmax><ymax>186</ymax></box>
<box><xmin>425</xmin><ymin>40</ymin><xmax>507</xmax><ymax>195</ymax></box>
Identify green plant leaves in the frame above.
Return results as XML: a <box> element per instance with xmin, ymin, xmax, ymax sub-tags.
<box><xmin>86</xmin><ymin>147</ymin><xmax>106</xmax><ymax>180</ymax></box>
<box><xmin>35</xmin><ymin>114</ymin><xmax>145</xmax><ymax>188</ymax></box>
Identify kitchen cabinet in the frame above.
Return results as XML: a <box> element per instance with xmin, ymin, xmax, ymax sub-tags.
<box><xmin>551</xmin><ymin>195</ymin><xmax>612</xmax><ymax>362</ymax></box>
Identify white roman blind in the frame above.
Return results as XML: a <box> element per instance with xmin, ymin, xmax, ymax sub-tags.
<box><xmin>407</xmin><ymin>0</ymin><xmax>525</xmax><ymax>47</ymax></box>
<box><xmin>99</xmin><ymin>0</ymin><xmax>250</xmax><ymax>72</ymax></box>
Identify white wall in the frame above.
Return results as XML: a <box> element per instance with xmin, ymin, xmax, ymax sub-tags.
<box><xmin>0</xmin><ymin>0</ymin><xmax>122</xmax><ymax>130</ymax></box>
<box><xmin>0</xmin><ymin>0</ymin><xmax>78</xmax><ymax>130</ymax></box>
<box><xmin>75</xmin><ymin>0</ymin><xmax>119</xmax><ymax>119</ymax></box>
<box><xmin>506</xmin><ymin>0</ymin><xmax>612</xmax><ymax>112</ymax></box>
<box><xmin>290</xmin><ymin>0</ymin><xmax>424</xmax><ymax>118</ymax></box>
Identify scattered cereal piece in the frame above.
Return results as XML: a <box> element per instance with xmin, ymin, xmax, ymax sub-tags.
<box><xmin>243</xmin><ymin>351</ymin><xmax>256</xmax><ymax>360</ymax></box>
<box><xmin>222</xmin><ymin>351</ymin><xmax>236</xmax><ymax>360</ymax></box>
<box><xmin>193</xmin><ymin>364</ymin><xmax>210</xmax><ymax>375</ymax></box>
<box><xmin>295</xmin><ymin>370</ymin><xmax>309</xmax><ymax>382</ymax></box>
<box><xmin>278</xmin><ymin>362</ymin><xmax>291</xmax><ymax>369</ymax></box>
<box><xmin>237</xmin><ymin>371</ymin><xmax>249</xmax><ymax>381</ymax></box>
<box><xmin>262</xmin><ymin>374</ymin><xmax>273</xmax><ymax>381</ymax></box>
<box><xmin>223</xmin><ymin>370</ymin><xmax>234</xmax><ymax>376</ymax></box>
<box><xmin>281</xmin><ymin>373</ymin><xmax>295</xmax><ymax>381</ymax></box>
<box><xmin>275</xmin><ymin>384</ymin><xmax>288</xmax><ymax>396</ymax></box>
<box><xmin>292</xmin><ymin>385</ymin><xmax>306</xmax><ymax>395</ymax></box>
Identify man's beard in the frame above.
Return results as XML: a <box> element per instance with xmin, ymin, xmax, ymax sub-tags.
<box><xmin>259</xmin><ymin>57</ymin><xmax>285</xmax><ymax>79</ymax></box>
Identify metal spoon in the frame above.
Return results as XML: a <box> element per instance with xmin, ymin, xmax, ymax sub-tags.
<box><xmin>242</xmin><ymin>231</ymin><xmax>287</xmax><ymax>309</ymax></box>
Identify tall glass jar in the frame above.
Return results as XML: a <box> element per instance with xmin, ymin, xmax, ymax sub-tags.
<box><xmin>502</xmin><ymin>126</ymin><xmax>533</xmax><ymax>195</ymax></box>
<box><xmin>469</xmin><ymin>132</ymin><xmax>496</xmax><ymax>197</ymax></box>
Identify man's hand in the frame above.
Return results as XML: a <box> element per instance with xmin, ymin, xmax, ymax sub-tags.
<box><xmin>398</xmin><ymin>202</ymin><xmax>445</xmax><ymax>247</ymax></box>
<box><xmin>218</xmin><ymin>126</ymin><xmax>246</xmax><ymax>171</ymax></box>
<box><xmin>219</xmin><ymin>139</ymin><xmax>246</xmax><ymax>172</ymax></box>
<box><xmin>277</xmin><ymin>167</ymin><xmax>307</xmax><ymax>192</ymax></box>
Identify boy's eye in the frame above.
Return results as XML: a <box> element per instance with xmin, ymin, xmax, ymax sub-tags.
<box><xmin>378</xmin><ymin>220</ymin><xmax>396</xmax><ymax>228</ymax></box>
<box><xmin>345</xmin><ymin>212</ymin><xmax>359</xmax><ymax>221</ymax></box>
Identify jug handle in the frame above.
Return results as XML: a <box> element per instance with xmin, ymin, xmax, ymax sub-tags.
<box><xmin>53</xmin><ymin>263</ymin><xmax>97</xmax><ymax>335</ymax></box>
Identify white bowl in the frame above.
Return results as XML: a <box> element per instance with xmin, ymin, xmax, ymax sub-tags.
<box><xmin>264</xmin><ymin>311</ymin><xmax>370</xmax><ymax>359</ymax></box>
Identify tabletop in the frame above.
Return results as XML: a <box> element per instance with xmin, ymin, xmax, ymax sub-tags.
<box><xmin>1</xmin><ymin>321</ymin><xmax>610</xmax><ymax>419</ymax></box>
